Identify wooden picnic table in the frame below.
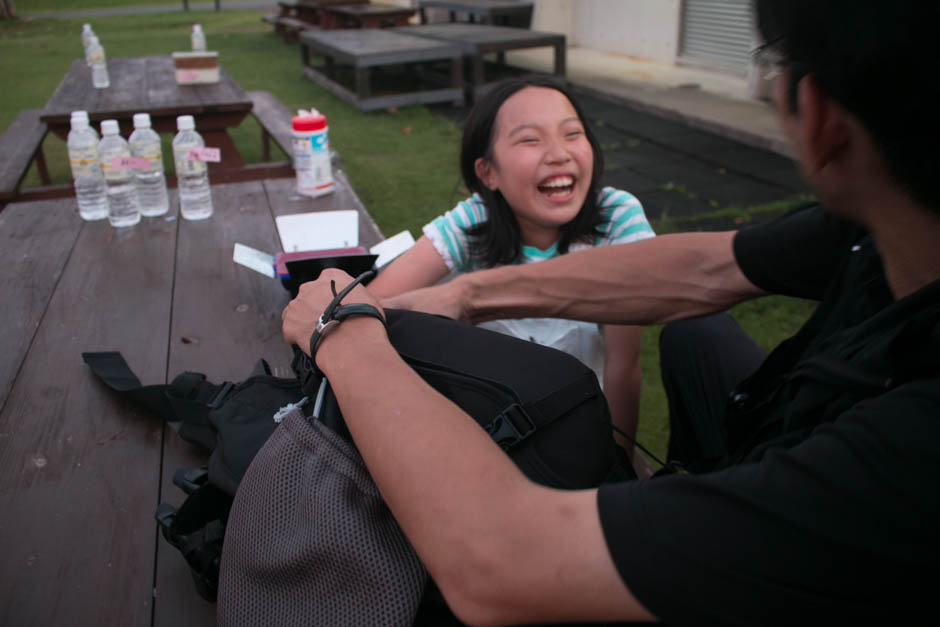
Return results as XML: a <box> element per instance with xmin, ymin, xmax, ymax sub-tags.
<box><xmin>419</xmin><ymin>0</ymin><xmax>534</xmax><ymax>28</ymax></box>
<box><xmin>299</xmin><ymin>28</ymin><xmax>465</xmax><ymax>111</ymax></box>
<box><xmin>320</xmin><ymin>2</ymin><xmax>418</xmax><ymax>30</ymax></box>
<box><xmin>40</xmin><ymin>56</ymin><xmax>253</xmax><ymax>178</ymax></box>
<box><xmin>0</xmin><ymin>175</ymin><xmax>382</xmax><ymax>626</ymax></box>
<box><xmin>398</xmin><ymin>23</ymin><xmax>566</xmax><ymax>97</ymax></box>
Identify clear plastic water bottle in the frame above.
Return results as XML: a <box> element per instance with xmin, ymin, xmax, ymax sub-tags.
<box><xmin>82</xmin><ymin>24</ymin><xmax>95</xmax><ymax>66</ymax></box>
<box><xmin>87</xmin><ymin>36</ymin><xmax>110</xmax><ymax>89</ymax></box>
<box><xmin>71</xmin><ymin>110</ymin><xmax>99</xmax><ymax>142</ymax></box>
<box><xmin>172</xmin><ymin>115</ymin><xmax>213</xmax><ymax>220</ymax></box>
<box><xmin>128</xmin><ymin>113</ymin><xmax>169</xmax><ymax>217</ymax></box>
<box><xmin>191</xmin><ymin>24</ymin><xmax>206</xmax><ymax>51</ymax></box>
<box><xmin>67</xmin><ymin>112</ymin><xmax>108</xmax><ymax>221</ymax></box>
<box><xmin>98</xmin><ymin>119</ymin><xmax>141</xmax><ymax>228</ymax></box>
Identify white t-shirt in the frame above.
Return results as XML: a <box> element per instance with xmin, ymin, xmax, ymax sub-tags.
<box><xmin>423</xmin><ymin>187</ymin><xmax>655</xmax><ymax>385</ymax></box>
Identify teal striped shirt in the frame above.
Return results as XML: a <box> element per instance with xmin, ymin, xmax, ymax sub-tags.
<box><xmin>424</xmin><ymin>187</ymin><xmax>655</xmax><ymax>272</ymax></box>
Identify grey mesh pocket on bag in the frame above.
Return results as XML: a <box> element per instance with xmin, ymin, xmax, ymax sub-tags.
<box><xmin>218</xmin><ymin>408</ymin><xmax>428</xmax><ymax>626</ymax></box>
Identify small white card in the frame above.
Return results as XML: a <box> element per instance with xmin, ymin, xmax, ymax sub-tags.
<box><xmin>233</xmin><ymin>243</ymin><xmax>275</xmax><ymax>278</ymax></box>
<box><xmin>275</xmin><ymin>210</ymin><xmax>359</xmax><ymax>252</ymax></box>
<box><xmin>370</xmin><ymin>230</ymin><xmax>416</xmax><ymax>268</ymax></box>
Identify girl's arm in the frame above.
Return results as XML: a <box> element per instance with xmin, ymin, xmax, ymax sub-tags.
<box><xmin>601</xmin><ymin>324</ymin><xmax>643</xmax><ymax>457</ymax></box>
<box><xmin>367</xmin><ymin>235</ymin><xmax>450</xmax><ymax>299</ymax></box>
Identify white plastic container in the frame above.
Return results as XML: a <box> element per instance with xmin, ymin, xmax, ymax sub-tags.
<box><xmin>291</xmin><ymin>109</ymin><xmax>334</xmax><ymax>198</ymax></box>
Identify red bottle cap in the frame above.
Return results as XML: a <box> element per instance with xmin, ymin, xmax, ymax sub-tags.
<box><xmin>292</xmin><ymin>113</ymin><xmax>326</xmax><ymax>132</ymax></box>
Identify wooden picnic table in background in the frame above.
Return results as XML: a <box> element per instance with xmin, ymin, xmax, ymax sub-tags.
<box><xmin>300</xmin><ymin>28</ymin><xmax>465</xmax><ymax>111</ymax></box>
<box><xmin>0</xmin><ymin>175</ymin><xmax>382</xmax><ymax>626</ymax></box>
<box><xmin>40</xmin><ymin>56</ymin><xmax>252</xmax><ymax>179</ymax></box>
<box><xmin>320</xmin><ymin>2</ymin><xmax>419</xmax><ymax>30</ymax></box>
<box><xmin>398</xmin><ymin>23</ymin><xmax>566</xmax><ymax>97</ymax></box>
<box><xmin>419</xmin><ymin>0</ymin><xmax>534</xmax><ymax>28</ymax></box>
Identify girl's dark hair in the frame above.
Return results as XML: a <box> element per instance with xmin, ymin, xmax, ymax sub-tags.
<box><xmin>459</xmin><ymin>77</ymin><xmax>606</xmax><ymax>268</ymax></box>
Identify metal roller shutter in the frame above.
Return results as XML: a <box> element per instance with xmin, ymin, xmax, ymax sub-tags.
<box><xmin>679</xmin><ymin>0</ymin><xmax>753</xmax><ymax>75</ymax></box>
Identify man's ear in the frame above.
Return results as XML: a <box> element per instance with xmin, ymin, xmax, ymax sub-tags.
<box><xmin>795</xmin><ymin>74</ymin><xmax>850</xmax><ymax>173</ymax></box>
<box><xmin>474</xmin><ymin>157</ymin><xmax>498</xmax><ymax>190</ymax></box>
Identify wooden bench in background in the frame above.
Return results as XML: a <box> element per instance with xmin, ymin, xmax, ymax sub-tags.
<box><xmin>247</xmin><ymin>90</ymin><xmax>294</xmax><ymax>162</ymax></box>
<box><xmin>0</xmin><ymin>109</ymin><xmax>51</xmax><ymax>209</ymax></box>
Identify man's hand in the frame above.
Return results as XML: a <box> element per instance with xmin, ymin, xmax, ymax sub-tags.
<box><xmin>380</xmin><ymin>278</ymin><xmax>471</xmax><ymax>322</ymax></box>
<box><xmin>281</xmin><ymin>269</ymin><xmax>385</xmax><ymax>358</ymax></box>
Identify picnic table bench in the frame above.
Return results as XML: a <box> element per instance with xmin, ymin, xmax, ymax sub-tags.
<box><xmin>0</xmin><ymin>109</ymin><xmax>51</xmax><ymax>208</ymax></box>
<box><xmin>299</xmin><ymin>28</ymin><xmax>465</xmax><ymax>111</ymax></box>
<box><xmin>0</xmin><ymin>173</ymin><xmax>382</xmax><ymax>626</ymax></box>
<box><xmin>398</xmin><ymin>23</ymin><xmax>566</xmax><ymax>98</ymax></box>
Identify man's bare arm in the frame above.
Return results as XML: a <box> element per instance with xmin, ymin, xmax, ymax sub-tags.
<box><xmin>383</xmin><ymin>231</ymin><xmax>763</xmax><ymax>325</ymax></box>
<box><xmin>282</xmin><ymin>273</ymin><xmax>657</xmax><ymax>625</ymax></box>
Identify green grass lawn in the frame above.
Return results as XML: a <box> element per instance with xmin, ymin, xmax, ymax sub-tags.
<box><xmin>17</xmin><ymin>0</ymin><xmax>204</xmax><ymax>13</ymax></box>
<box><xmin>0</xmin><ymin>8</ymin><xmax>815</xmax><ymax>465</ymax></box>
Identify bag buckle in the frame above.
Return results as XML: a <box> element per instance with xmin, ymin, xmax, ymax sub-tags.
<box><xmin>485</xmin><ymin>403</ymin><xmax>536</xmax><ymax>450</ymax></box>
<box><xmin>207</xmin><ymin>381</ymin><xmax>234</xmax><ymax>409</ymax></box>
<box><xmin>290</xmin><ymin>346</ymin><xmax>321</xmax><ymax>397</ymax></box>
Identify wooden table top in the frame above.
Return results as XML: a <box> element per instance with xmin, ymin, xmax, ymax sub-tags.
<box><xmin>0</xmin><ymin>175</ymin><xmax>382</xmax><ymax>626</ymax></box>
<box><xmin>325</xmin><ymin>2</ymin><xmax>418</xmax><ymax>17</ymax></box>
<box><xmin>40</xmin><ymin>56</ymin><xmax>252</xmax><ymax>131</ymax></box>
<box><xmin>300</xmin><ymin>28</ymin><xmax>463</xmax><ymax>65</ymax></box>
<box><xmin>399</xmin><ymin>22</ymin><xmax>565</xmax><ymax>51</ymax></box>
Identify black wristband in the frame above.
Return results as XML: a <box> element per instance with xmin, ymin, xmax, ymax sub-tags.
<box><xmin>295</xmin><ymin>270</ymin><xmax>384</xmax><ymax>392</ymax></box>
<box><xmin>308</xmin><ymin>302</ymin><xmax>386</xmax><ymax>357</ymax></box>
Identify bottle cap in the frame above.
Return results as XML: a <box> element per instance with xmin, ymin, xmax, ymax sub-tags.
<box><xmin>177</xmin><ymin>115</ymin><xmax>195</xmax><ymax>131</ymax></box>
<box><xmin>83</xmin><ymin>24</ymin><xmax>92</xmax><ymax>32</ymax></box>
<box><xmin>70</xmin><ymin>117</ymin><xmax>89</xmax><ymax>131</ymax></box>
<box><xmin>71</xmin><ymin>110</ymin><xmax>90</xmax><ymax>123</ymax></box>
<box><xmin>101</xmin><ymin>119</ymin><xmax>119</xmax><ymax>136</ymax></box>
<box><xmin>292</xmin><ymin>112</ymin><xmax>327</xmax><ymax>132</ymax></box>
<box><xmin>133</xmin><ymin>113</ymin><xmax>152</xmax><ymax>129</ymax></box>
<box><xmin>193</xmin><ymin>24</ymin><xmax>202</xmax><ymax>33</ymax></box>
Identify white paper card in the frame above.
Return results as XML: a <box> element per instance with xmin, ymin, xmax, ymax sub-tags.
<box><xmin>233</xmin><ymin>243</ymin><xmax>275</xmax><ymax>278</ymax></box>
<box><xmin>370</xmin><ymin>230</ymin><xmax>416</xmax><ymax>268</ymax></box>
<box><xmin>275</xmin><ymin>211</ymin><xmax>359</xmax><ymax>252</ymax></box>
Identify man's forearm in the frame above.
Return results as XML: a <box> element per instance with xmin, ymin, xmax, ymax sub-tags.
<box><xmin>458</xmin><ymin>231</ymin><xmax>760</xmax><ymax>326</ymax></box>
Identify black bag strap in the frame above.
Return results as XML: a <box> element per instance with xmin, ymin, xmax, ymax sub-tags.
<box><xmin>155</xmin><ymin>477</ymin><xmax>232</xmax><ymax>603</ymax></box>
<box><xmin>82</xmin><ymin>351</ymin><xmax>233</xmax><ymax>451</ymax></box>
<box><xmin>399</xmin><ymin>351</ymin><xmax>600</xmax><ymax>451</ymax></box>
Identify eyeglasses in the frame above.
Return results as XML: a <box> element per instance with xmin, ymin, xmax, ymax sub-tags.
<box><xmin>751</xmin><ymin>43</ymin><xmax>787</xmax><ymax>81</ymax></box>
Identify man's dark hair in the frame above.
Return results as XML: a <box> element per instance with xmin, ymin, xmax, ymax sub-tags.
<box><xmin>459</xmin><ymin>77</ymin><xmax>606</xmax><ymax>268</ymax></box>
<box><xmin>755</xmin><ymin>0</ymin><xmax>940</xmax><ymax>211</ymax></box>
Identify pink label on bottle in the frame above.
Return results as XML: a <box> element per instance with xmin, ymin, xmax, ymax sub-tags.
<box><xmin>187</xmin><ymin>147</ymin><xmax>221</xmax><ymax>162</ymax></box>
<box><xmin>111</xmin><ymin>156</ymin><xmax>151</xmax><ymax>170</ymax></box>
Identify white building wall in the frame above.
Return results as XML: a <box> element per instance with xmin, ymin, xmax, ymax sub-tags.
<box><xmin>532</xmin><ymin>0</ymin><xmax>681</xmax><ymax>64</ymax></box>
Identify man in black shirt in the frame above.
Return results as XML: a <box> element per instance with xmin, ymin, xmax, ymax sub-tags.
<box><xmin>282</xmin><ymin>0</ymin><xmax>939</xmax><ymax>623</ymax></box>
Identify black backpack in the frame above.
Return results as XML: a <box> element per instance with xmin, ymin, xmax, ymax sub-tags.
<box><xmin>83</xmin><ymin>309</ymin><xmax>628</xmax><ymax>603</ymax></box>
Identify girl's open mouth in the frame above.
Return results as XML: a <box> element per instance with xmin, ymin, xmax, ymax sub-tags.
<box><xmin>537</xmin><ymin>175</ymin><xmax>575</xmax><ymax>198</ymax></box>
